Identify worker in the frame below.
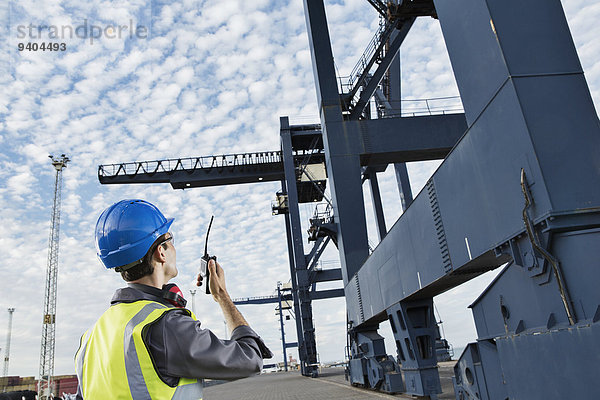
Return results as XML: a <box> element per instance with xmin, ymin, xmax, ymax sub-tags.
<box><xmin>75</xmin><ymin>199</ymin><xmax>272</xmax><ymax>399</ymax></box>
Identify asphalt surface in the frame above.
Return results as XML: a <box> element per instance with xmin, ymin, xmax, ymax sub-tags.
<box><xmin>204</xmin><ymin>362</ymin><xmax>457</xmax><ymax>399</ymax></box>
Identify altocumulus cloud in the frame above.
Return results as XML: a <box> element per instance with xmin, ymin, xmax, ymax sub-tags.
<box><xmin>0</xmin><ymin>0</ymin><xmax>598</xmax><ymax>378</ymax></box>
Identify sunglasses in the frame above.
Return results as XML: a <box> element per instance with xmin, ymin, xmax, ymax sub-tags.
<box><xmin>158</xmin><ymin>233</ymin><xmax>174</xmax><ymax>247</ymax></box>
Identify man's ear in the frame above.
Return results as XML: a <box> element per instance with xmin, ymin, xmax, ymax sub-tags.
<box><xmin>154</xmin><ymin>244</ymin><xmax>168</xmax><ymax>263</ymax></box>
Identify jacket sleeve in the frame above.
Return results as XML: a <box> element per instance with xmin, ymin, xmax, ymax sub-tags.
<box><xmin>145</xmin><ymin>309</ymin><xmax>268</xmax><ymax>380</ymax></box>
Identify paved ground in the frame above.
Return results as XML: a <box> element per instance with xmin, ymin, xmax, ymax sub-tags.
<box><xmin>204</xmin><ymin>362</ymin><xmax>456</xmax><ymax>400</ymax></box>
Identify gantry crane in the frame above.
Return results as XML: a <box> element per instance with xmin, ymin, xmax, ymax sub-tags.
<box><xmin>98</xmin><ymin>0</ymin><xmax>600</xmax><ymax>398</ymax></box>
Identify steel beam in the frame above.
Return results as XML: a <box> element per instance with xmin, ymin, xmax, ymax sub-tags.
<box><xmin>281</xmin><ymin>117</ymin><xmax>320</xmax><ymax>377</ymax></box>
<box><xmin>98</xmin><ymin>153</ymin><xmax>284</xmax><ymax>187</ymax></box>
<box><xmin>349</xmin><ymin>18</ymin><xmax>415</xmax><ymax>120</ymax></box>
<box><xmin>366</xmin><ymin>0</ymin><xmax>387</xmax><ymax>18</ymax></box>
<box><xmin>311</xmin><ymin>268</ymin><xmax>343</xmax><ymax>283</ymax></box>
<box><xmin>303</xmin><ymin>0</ymin><xmax>370</xmax><ymax>286</ymax></box>
<box><xmin>384</xmin><ymin>34</ymin><xmax>414</xmax><ymax>211</ymax></box>
<box><xmin>233</xmin><ymin>295</ymin><xmax>291</xmax><ymax>306</ymax></box>
<box><xmin>394</xmin><ymin>163</ymin><xmax>413</xmax><ymax>211</ymax></box>
<box><xmin>99</xmin><ymin>169</ymin><xmax>283</xmax><ymax>187</ymax></box>
<box><xmin>309</xmin><ymin>288</ymin><xmax>345</xmax><ymax>301</ymax></box>
<box><xmin>277</xmin><ymin>283</ymin><xmax>289</xmax><ymax>372</ymax></box>
<box><xmin>366</xmin><ymin>171</ymin><xmax>387</xmax><ymax>241</ymax></box>
<box><xmin>307</xmin><ymin>237</ymin><xmax>331</xmax><ymax>272</ymax></box>
<box><xmin>305</xmin><ymin>236</ymin><xmax>325</xmax><ymax>267</ymax></box>
<box><xmin>281</xmin><ymin>186</ymin><xmax>307</xmax><ymax>368</ymax></box>
<box><xmin>357</xmin><ymin>114</ymin><xmax>466</xmax><ymax>165</ymax></box>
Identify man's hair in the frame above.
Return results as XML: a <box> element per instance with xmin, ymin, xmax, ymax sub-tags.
<box><xmin>121</xmin><ymin>234</ymin><xmax>169</xmax><ymax>281</ymax></box>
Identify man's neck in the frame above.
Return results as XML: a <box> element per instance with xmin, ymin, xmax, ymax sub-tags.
<box><xmin>129</xmin><ymin>270</ymin><xmax>167</xmax><ymax>289</ymax></box>
<box><xmin>126</xmin><ymin>282</ymin><xmax>164</xmax><ymax>295</ymax></box>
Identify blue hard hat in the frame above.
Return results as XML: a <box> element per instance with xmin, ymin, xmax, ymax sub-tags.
<box><xmin>95</xmin><ymin>199</ymin><xmax>174</xmax><ymax>270</ymax></box>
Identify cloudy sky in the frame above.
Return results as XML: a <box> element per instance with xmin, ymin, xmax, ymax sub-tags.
<box><xmin>0</xmin><ymin>0</ymin><xmax>598</xmax><ymax>379</ymax></box>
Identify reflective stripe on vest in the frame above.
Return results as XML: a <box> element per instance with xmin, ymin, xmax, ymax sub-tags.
<box><xmin>76</xmin><ymin>301</ymin><xmax>203</xmax><ymax>399</ymax></box>
<box><xmin>75</xmin><ymin>330</ymin><xmax>90</xmax><ymax>396</ymax></box>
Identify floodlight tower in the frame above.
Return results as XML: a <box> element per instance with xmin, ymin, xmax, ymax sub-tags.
<box><xmin>189</xmin><ymin>289</ymin><xmax>197</xmax><ymax>315</ymax></box>
<box><xmin>38</xmin><ymin>154</ymin><xmax>70</xmax><ymax>399</ymax></box>
<box><xmin>3</xmin><ymin>308</ymin><xmax>15</xmax><ymax>388</ymax></box>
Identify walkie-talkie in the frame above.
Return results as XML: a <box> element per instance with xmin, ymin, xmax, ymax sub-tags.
<box><xmin>199</xmin><ymin>216</ymin><xmax>216</xmax><ymax>294</ymax></box>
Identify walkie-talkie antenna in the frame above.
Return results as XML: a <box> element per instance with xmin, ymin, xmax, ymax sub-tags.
<box><xmin>204</xmin><ymin>216</ymin><xmax>214</xmax><ymax>256</ymax></box>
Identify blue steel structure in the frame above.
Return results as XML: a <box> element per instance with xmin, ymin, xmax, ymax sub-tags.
<box><xmin>98</xmin><ymin>0</ymin><xmax>600</xmax><ymax>397</ymax></box>
<box><xmin>301</xmin><ymin>0</ymin><xmax>600</xmax><ymax>398</ymax></box>
<box><xmin>231</xmin><ymin>282</ymin><xmax>297</xmax><ymax>372</ymax></box>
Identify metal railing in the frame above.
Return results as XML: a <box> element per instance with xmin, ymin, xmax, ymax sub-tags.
<box><xmin>232</xmin><ymin>295</ymin><xmax>279</xmax><ymax>303</ymax></box>
<box><xmin>311</xmin><ymin>202</ymin><xmax>334</xmax><ymax>224</ymax></box>
<box><xmin>373</xmin><ymin>96</ymin><xmax>464</xmax><ymax>118</ymax></box>
<box><xmin>99</xmin><ymin>151</ymin><xmax>283</xmax><ymax>177</ymax></box>
<box><xmin>398</xmin><ymin>96</ymin><xmax>464</xmax><ymax>117</ymax></box>
<box><xmin>339</xmin><ymin>18</ymin><xmax>398</xmax><ymax>100</ymax></box>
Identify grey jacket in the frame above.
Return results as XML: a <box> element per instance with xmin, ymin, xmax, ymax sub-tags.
<box><xmin>78</xmin><ymin>283</ymin><xmax>270</xmax><ymax>397</ymax></box>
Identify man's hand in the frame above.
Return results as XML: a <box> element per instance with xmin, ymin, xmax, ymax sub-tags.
<box><xmin>195</xmin><ymin>260</ymin><xmax>230</xmax><ymax>302</ymax></box>
<box><xmin>196</xmin><ymin>260</ymin><xmax>227</xmax><ymax>301</ymax></box>
<box><xmin>207</xmin><ymin>259</ymin><xmax>228</xmax><ymax>302</ymax></box>
<box><xmin>195</xmin><ymin>259</ymin><xmax>249</xmax><ymax>335</ymax></box>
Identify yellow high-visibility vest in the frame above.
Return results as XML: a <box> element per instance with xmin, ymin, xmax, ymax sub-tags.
<box><xmin>76</xmin><ymin>300</ymin><xmax>203</xmax><ymax>399</ymax></box>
